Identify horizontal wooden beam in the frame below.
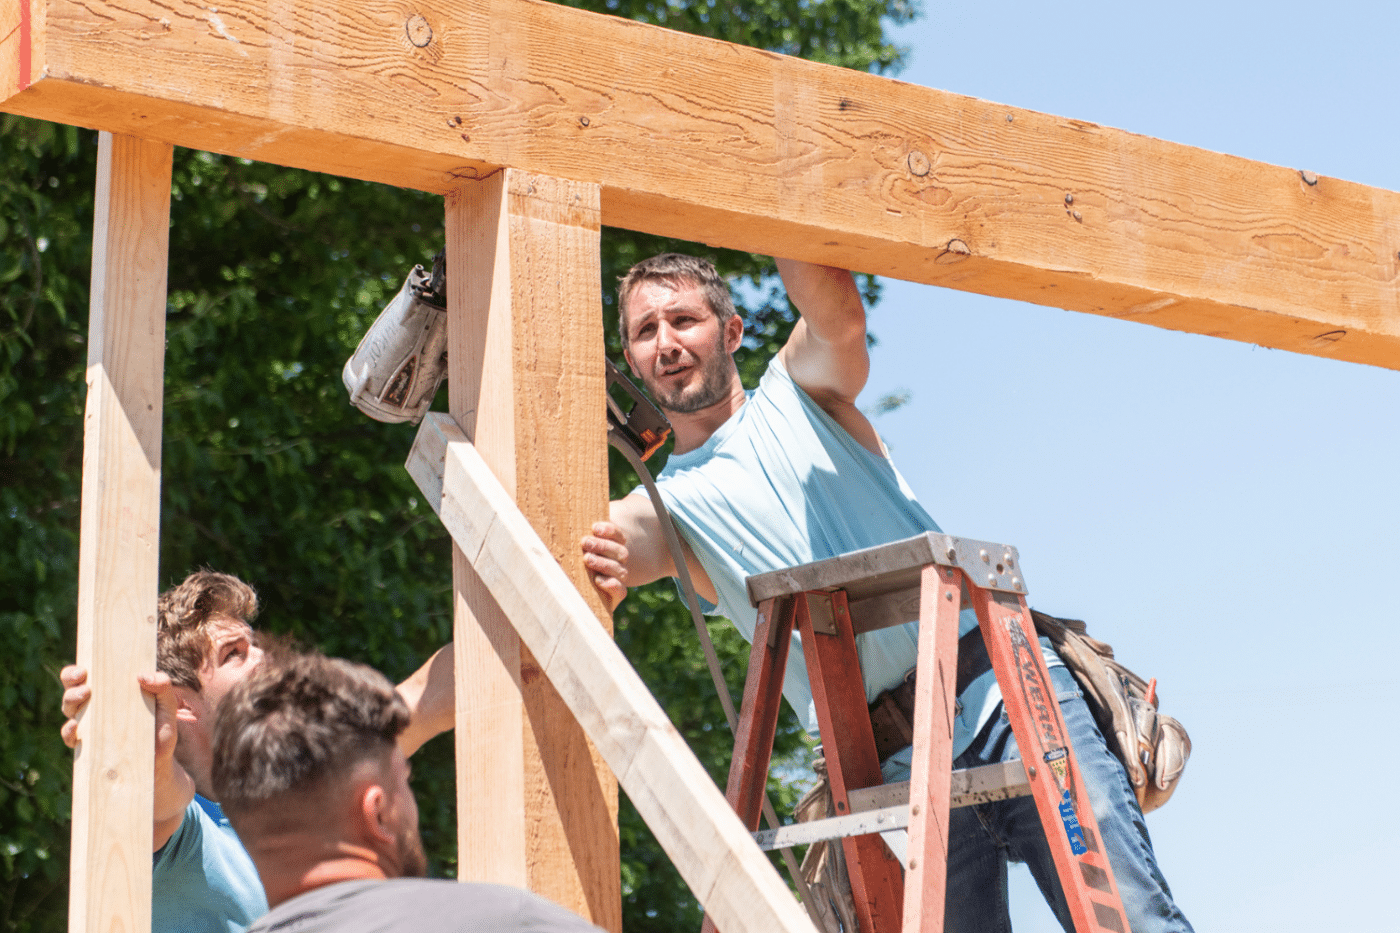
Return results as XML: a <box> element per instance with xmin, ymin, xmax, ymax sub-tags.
<box><xmin>4</xmin><ymin>0</ymin><xmax>1398</xmax><ymax>369</ymax></box>
<box><xmin>406</xmin><ymin>413</ymin><xmax>815</xmax><ymax>933</ymax></box>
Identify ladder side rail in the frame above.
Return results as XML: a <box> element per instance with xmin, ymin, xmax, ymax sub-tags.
<box><xmin>700</xmin><ymin>596</ymin><xmax>800</xmax><ymax>933</ymax></box>
<box><xmin>800</xmin><ymin>591</ymin><xmax>905</xmax><ymax>933</ymax></box>
<box><xmin>967</xmin><ymin>585</ymin><xmax>1130</xmax><ymax>933</ymax></box>
<box><xmin>723</xmin><ymin>597</ymin><xmax>798</xmax><ymax>827</ymax></box>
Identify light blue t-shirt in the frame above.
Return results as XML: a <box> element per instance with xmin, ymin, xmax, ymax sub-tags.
<box><xmin>649</xmin><ymin>357</ymin><xmax>1048</xmax><ymax>757</ymax></box>
<box><xmin>153</xmin><ymin>795</ymin><xmax>267</xmax><ymax>933</ymax></box>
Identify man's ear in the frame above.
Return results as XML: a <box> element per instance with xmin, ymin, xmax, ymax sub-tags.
<box><xmin>172</xmin><ymin>686</ymin><xmax>202</xmax><ymax>724</ymax></box>
<box><xmin>723</xmin><ymin>312</ymin><xmax>744</xmax><ymax>354</ymax></box>
<box><xmin>358</xmin><ymin>783</ymin><xmax>395</xmax><ymax>846</ymax></box>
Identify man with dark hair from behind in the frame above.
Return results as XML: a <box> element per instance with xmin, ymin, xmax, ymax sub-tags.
<box><xmin>211</xmin><ymin>649</ymin><xmax>604</xmax><ymax>933</ymax></box>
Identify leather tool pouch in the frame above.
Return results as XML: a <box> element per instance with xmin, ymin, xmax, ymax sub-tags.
<box><xmin>1029</xmin><ymin>609</ymin><xmax>1191</xmax><ymax>813</ymax></box>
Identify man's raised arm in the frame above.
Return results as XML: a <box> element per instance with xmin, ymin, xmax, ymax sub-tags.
<box><xmin>774</xmin><ymin>259</ymin><xmax>882</xmax><ymax>454</ymax></box>
<box><xmin>394</xmin><ymin>643</ymin><xmax>456</xmax><ymax>758</ymax></box>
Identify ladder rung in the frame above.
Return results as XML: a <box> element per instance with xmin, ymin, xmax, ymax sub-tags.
<box><xmin>753</xmin><ymin>803</ymin><xmax>908</xmax><ymax>850</ymax></box>
<box><xmin>751</xmin><ymin>761</ymin><xmax>1031</xmax><ymax>850</ymax></box>
<box><xmin>850</xmin><ymin>760</ymin><xmax>1032</xmax><ymax>812</ymax></box>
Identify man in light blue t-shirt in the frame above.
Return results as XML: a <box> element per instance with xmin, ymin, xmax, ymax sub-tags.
<box><xmin>61</xmin><ymin>571</ymin><xmax>455</xmax><ymax>933</ymax></box>
<box><xmin>581</xmin><ymin>254</ymin><xmax>1191</xmax><ymax>933</ymax></box>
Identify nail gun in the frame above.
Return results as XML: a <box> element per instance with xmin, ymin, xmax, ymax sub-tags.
<box><xmin>342</xmin><ymin>251</ymin><xmax>448</xmax><ymax>425</ymax></box>
<box><xmin>342</xmin><ymin>252</ymin><xmax>672</xmax><ymax>462</ymax></box>
<box><xmin>344</xmin><ymin>256</ymin><xmax>775</xmax><ymax>873</ymax></box>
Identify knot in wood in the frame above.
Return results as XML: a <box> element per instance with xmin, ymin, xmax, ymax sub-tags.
<box><xmin>935</xmin><ymin>238</ymin><xmax>972</xmax><ymax>264</ymax></box>
<box><xmin>406</xmin><ymin>14</ymin><xmax>433</xmax><ymax>48</ymax></box>
<box><xmin>907</xmin><ymin>149</ymin><xmax>931</xmax><ymax>177</ymax></box>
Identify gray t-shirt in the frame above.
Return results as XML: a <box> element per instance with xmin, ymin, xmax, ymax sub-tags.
<box><xmin>246</xmin><ymin>879</ymin><xmax>605</xmax><ymax>933</ymax></box>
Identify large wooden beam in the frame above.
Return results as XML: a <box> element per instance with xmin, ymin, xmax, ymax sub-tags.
<box><xmin>70</xmin><ymin>131</ymin><xmax>172</xmax><ymax>933</ymax></box>
<box><xmin>443</xmin><ymin>169</ymin><xmax>619</xmax><ymax>930</ymax></box>
<box><xmin>406</xmin><ymin>413</ymin><xmax>817</xmax><ymax>933</ymax></box>
<box><xmin>3</xmin><ymin>0</ymin><xmax>1397</xmax><ymax>369</ymax></box>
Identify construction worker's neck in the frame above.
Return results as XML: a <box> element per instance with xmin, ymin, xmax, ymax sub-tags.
<box><xmin>250</xmin><ymin>828</ymin><xmax>394</xmax><ymax>909</ymax></box>
<box><xmin>245</xmin><ymin>790</ymin><xmax>419</xmax><ymax>908</ymax></box>
<box><xmin>664</xmin><ymin>373</ymin><xmax>747</xmax><ymax>454</ymax></box>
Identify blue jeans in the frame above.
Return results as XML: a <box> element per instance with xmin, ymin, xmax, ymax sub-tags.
<box><xmin>941</xmin><ymin>666</ymin><xmax>1192</xmax><ymax>933</ymax></box>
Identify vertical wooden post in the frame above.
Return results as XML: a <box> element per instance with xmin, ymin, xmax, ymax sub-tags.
<box><xmin>69</xmin><ymin>132</ymin><xmax>172</xmax><ymax>933</ymax></box>
<box><xmin>444</xmin><ymin>169</ymin><xmax>619</xmax><ymax>931</ymax></box>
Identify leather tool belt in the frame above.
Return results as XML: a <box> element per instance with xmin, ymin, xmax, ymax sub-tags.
<box><xmin>867</xmin><ymin>627</ymin><xmax>991</xmax><ymax>762</ymax></box>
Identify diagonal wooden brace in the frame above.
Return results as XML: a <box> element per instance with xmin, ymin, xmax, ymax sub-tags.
<box><xmin>407</xmin><ymin>412</ymin><xmax>818</xmax><ymax>933</ymax></box>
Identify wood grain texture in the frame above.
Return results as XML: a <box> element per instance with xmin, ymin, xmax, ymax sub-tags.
<box><xmin>0</xmin><ymin>0</ymin><xmax>41</xmax><ymax>97</ymax></box>
<box><xmin>3</xmin><ymin>0</ymin><xmax>1398</xmax><ymax>368</ymax></box>
<box><xmin>407</xmin><ymin>414</ymin><xmax>818</xmax><ymax>933</ymax></box>
<box><xmin>443</xmin><ymin>170</ymin><xmax>619</xmax><ymax>930</ymax></box>
<box><xmin>70</xmin><ymin>131</ymin><xmax>172</xmax><ymax>933</ymax></box>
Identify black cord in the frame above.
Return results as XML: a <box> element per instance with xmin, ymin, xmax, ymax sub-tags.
<box><xmin>607</xmin><ymin>427</ymin><xmax>822</xmax><ymax>923</ymax></box>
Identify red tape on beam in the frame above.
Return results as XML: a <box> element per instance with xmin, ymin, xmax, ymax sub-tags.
<box><xmin>19</xmin><ymin>0</ymin><xmax>32</xmax><ymax>92</ymax></box>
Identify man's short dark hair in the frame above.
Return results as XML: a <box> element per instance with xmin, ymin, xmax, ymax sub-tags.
<box><xmin>210</xmin><ymin>651</ymin><xmax>410</xmax><ymax>821</ymax></box>
<box><xmin>616</xmin><ymin>253</ymin><xmax>737</xmax><ymax>350</ymax></box>
<box><xmin>157</xmin><ymin>570</ymin><xmax>260</xmax><ymax>692</ymax></box>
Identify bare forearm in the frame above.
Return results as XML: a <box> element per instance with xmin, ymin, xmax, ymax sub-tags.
<box><xmin>580</xmin><ymin>495</ymin><xmax>718</xmax><ymax>614</ymax></box>
<box><xmin>774</xmin><ymin>257</ymin><xmax>882</xmax><ymax>453</ymax></box>
<box><xmin>608</xmin><ymin>495</ymin><xmax>675</xmax><ymax>589</ymax></box>
<box><xmin>153</xmin><ymin>758</ymin><xmax>195</xmax><ymax>851</ymax></box>
<box><xmin>775</xmin><ymin>258</ymin><xmax>868</xmax><ymax>348</ymax></box>
<box><xmin>775</xmin><ymin>259</ymin><xmax>870</xmax><ymax>406</ymax></box>
<box><xmin>397</xmin><ymin>643</ymin><xmax>455</xmax><ymax>758</ymax></box>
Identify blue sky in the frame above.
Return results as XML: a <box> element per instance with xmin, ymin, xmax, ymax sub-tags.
<box><xmin>860</xmin><ymin>2</ymin><xmax>1400</xmax><ymax>930</ymax></box>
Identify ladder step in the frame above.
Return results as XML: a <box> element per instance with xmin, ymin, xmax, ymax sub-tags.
<box><xmin>752</xmin><ymin>761</ymin><xmax>1031</xmax><ymax>850</ymax></box>
<box><xmin>754</xmin><ymin>802</ymin><xmax>908</xmax><ymax>850</ymax></box>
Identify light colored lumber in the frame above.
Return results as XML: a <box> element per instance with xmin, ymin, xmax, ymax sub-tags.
<box><xmin>69</xmin><ymin>131</ymin><xmax>172</xmax><ymax>933</ymax></box>
<box><xmin>3</xmin><ymin>0</ymin><xmax>1398</xmax><ymax>369</ymax></box>
<box><xmin>408</xmin><ymin>413</ymin><xmax>818</xmax><ymax>933</ymax></box>
<box><xmin>442</xmin><ymin>169</ymin><xmax>618</xmax><ymax>929</ymax></box>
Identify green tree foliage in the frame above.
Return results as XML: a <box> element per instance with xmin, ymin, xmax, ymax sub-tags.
<box><xmin>0</xmin><ymin>1</ymin><xmax>916</xmax><ymax>929</ymax></box>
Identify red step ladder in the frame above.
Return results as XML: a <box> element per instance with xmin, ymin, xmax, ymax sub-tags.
<box><xmin>714</xmin><ymin>532</ymin><xmax>1129</xmax><ymax>933</ymax></box>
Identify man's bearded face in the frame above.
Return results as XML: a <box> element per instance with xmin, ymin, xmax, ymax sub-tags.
<box><xmin>623</xmin><ymin>279</ymin><xmax>737</xmax><ymax>415</ymax></box>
